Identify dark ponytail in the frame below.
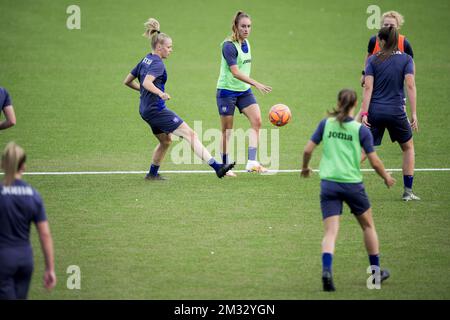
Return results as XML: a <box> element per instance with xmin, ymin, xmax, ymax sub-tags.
<box><xmin>328</xmin><ymin>89</ymin><xmax>357</xmax><ymax>126</ymax></box>
<box><xmin>376</xmin><ymin>26</ymin><xmax>398</xmax><ymax>62</ymax></box>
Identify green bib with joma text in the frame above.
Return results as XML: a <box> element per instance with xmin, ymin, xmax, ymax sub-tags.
<box><xmin>319</xmin><ymin>118</ymin><xmax>363</xmax><ymax>183</ymax></box>
<box><xmin>217</xmin><ymin>40</ymin><xmax>251</xmax><ymax>92</ymax></box>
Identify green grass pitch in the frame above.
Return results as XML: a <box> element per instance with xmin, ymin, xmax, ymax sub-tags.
<box><xmin>0</xmin><ymin>0</ymin><xmax>449</xmax><ymax>299</ymax></box>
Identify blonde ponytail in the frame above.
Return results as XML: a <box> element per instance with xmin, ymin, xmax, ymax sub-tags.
<box><xmin>142</xmin><ymin>17</ymin><xmax>170</xmax><ymax>50</ymax></box>
<box><xmin>143</xmin><ymin>18</ymin><xmax>160</xmax><ymax>39</ymax></box>
<box><xmin>1</xmin><ymin>142</ymin><xmax>26</xmax><ymax>186</ymax></box>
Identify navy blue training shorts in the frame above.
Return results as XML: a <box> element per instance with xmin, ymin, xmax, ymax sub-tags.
<box><xmin>141</xmin><ymin>107</ymin><xmax>184</xmax><ymax>135</ymax></box>
<box><xmin>320</xmin><ymin>180</ymin><xmax>371</xmax><ymax>219</ymax></box>
<box><xmin>0</xmin><ymin>246</ymin><xmax>34</xmax><ymax>300</ymax></box>
<box><xmin>368</xmin><ymin>112</ymin><xmax>412</xmax><ymax>146</ymax></box>
<box><xmin>216</xmin><ymin>90</ymin><xmax>257</xmax><ymax>116</ymax></box>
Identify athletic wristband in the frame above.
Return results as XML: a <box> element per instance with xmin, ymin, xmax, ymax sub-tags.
<box><xmin>360</xmin><ymin>111</ymin><xmax>369</xmax><ymax>117</ymax></box>
<box><xmin>362</xmin><ymin>70</ymin><xmax>365</xmax><ymax>75</ymax></box>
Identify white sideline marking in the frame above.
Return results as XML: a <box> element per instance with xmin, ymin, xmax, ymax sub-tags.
<box><xmin>9</xmin><ymin>168</ymin><xmax>450</xmax><ymax>175</ymax></box>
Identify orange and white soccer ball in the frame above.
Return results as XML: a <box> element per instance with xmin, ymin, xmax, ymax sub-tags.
<box><xmin>269</xmin><ymin>104</ymin><xmax>291</xmax><ymax>127</ymax></box>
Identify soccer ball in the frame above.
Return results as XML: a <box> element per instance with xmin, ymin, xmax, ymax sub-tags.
<box><xmin>269</xmin><ymin>104</ymin><xmax>291</xmax><ymax>127</ymax></box>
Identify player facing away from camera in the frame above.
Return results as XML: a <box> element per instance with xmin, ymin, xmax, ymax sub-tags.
<box><xmin>216</xmin><ymin>11</ymin><xmax>272</xmax><ymax>176</ymax></box>
<box><xmin>124</xmin><ymin>18</ymin><xmax>234</xmax><ymax>180</ymax></box>
<box><xmin>301</xmin><ymin>89</ymin><xmax>395</xmax><ymax>292</ymax></box>
<box><xmin>0</xmin><ymin>142</ymin><xmax>56</xmax><ymax>299</ymax></box>
<box><xmin>360</xmin><ymin>10</ymin><xmax>414</xmax><ymax>88</ymax></box>
<box><xmin>0</xmin><ymin>87</ymin><xmax>16</xmax><ymax>130</ymax></box>
<box><xmin>360</xmin><ymin>26</ymin><xmax>419</xmax><ymax>201</ymax></box>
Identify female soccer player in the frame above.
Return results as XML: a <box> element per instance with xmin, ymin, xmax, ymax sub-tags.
<box><xmin>123</xmin><ymin>18</ymin><xmax>234</xmax><ymax>180</ymax></box>
<box><xmin>360</xmin><ymin>11</ymin><xmax>414</xmax><ymax>87</ymax></box>
<box><xmin>216</xmin><ymin>11</ymin><xmax>272</xmax><ymax>176</ymax></box>
<box><xmin>301</xmin><ymin>89</ymin><xmax>395</xmax><ymax>292</ymax></box>
<box><xmin>360</xmin><ymin>26</ymin><xmax>419</xmax><ymax>201</ymax></box>
<box><xmin>0</xmin><ymin>87</ymin><xmax>16</xmax><ymax>130</ymax></box>
<box><xmin>0</xmin><ymin>142</ymin><xmax>56</xmax><ymax>299</ymax></box>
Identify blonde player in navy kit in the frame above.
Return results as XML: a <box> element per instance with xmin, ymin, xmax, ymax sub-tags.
<box><xmin>0</xmin><ymin>142</ymin><xmax>56</xmax><ymax>299</ymax></box>
<box><xmin>124</xmin><ymin>18</ymin><xmax>234</xmax><ymax>179</ymax></box>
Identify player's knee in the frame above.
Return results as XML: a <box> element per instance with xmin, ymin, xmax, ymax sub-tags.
<box><xmin>328</xmin><ymin>225</ymin><xmax>339</xmax><ymax>236</ymax></box>
<box><xmin>324</xmin><ymin>230</ymin><xmax>338</xmax><ymax>240</ymax></box>
<box><xmin>161</xmin><ymin>137</ymin><xmax>172</xmax><ymax>148</ymax></box>
<box><xmin>187</xmin><ymin>129</ymin><xmax>198</xmax><ymax>142</ymax></box>
<box><xmin>361</xmin><ymin>221</ymin><xmax>374</xmax><ymax>231</ymax></box>
<box><xmin>222</xmin><ymin>128</ymin><xmax>232</xmax><ymax>139</ymax></box>
<box><xmin>252</xmin><ymin>117</ymin><xmax>262</xmax><ymax>129</ymax></box>
<box><xmin>360</xmin><ymin>218</ymin><xmax>374</xmax><ymax>231</ymax></box>
<box><xmin>221</xmin><ymin>121</ymin><xmax>233</xmax><ymax>133</ymax></box>
<box><xmin>401</xmin><ymin>139</ymin><xmax>414</xmax><ymax>152</ymax></box>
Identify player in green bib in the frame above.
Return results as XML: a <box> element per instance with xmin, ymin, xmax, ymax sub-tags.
<box><xmin>216</xmin><ymin>11</ymin><xmax>272</xmax><ymax>176</ymax></box>
<box><xmin>301</xmin><ymin>89</ymin><xmax>396</xmax><ymax>291</ymax></box>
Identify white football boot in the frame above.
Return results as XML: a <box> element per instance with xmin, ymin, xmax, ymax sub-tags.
<box><xmin>402</xmin><ymin>189</ymin><xmax>421</xmax><ymax>201</ymax></box>
<box><xmin>245</xmin><ymin>160</ymin><xmax>268</xmax><ymax>173</ymax></box>
<box><xmin>225</xmin><ymin>170</ymin><xmax>237</xmax><ymax>177</ymax></box>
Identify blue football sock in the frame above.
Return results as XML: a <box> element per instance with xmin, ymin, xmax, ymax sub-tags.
<box><xmin>322</xmin><ymin>252</ymin><xmax>333</xmax><ymax>273</ymax></box>
<box><xmin>221</xmin><ymin>153</ymin><xmax>228</xmax><ymax>164</ymax></box>
<box><xmin>369</xmin><ymin>254</ymin><xmax>380</xmax><ymax>268</ymax></box>
<box><xmin>403</xmin><ymin>175</ymin><xmax>414</xmax><ymax>189</ymax></box>
<box><xmin>149</xmin><ymin>164</ymin><xmax>160</xmax><ymax>176</ymax></box>
<box><xmin>248</xmin><ymin>147</ymin><xmax>257</xmax><ymax>161</ymax></box>
<box><xmin>208</xmin><ymin>158</ymin><xmax>221</xmax><ymax>172</ymax></box>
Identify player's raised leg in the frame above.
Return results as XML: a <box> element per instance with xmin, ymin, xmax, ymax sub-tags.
<box><xmin>173</xmin><ymin>122</ymin><xmax>235</xmax><ymax>178</ymax></box>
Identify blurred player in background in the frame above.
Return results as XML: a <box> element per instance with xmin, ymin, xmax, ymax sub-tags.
<box><xmin>124</xmin><ymin>18</ymin><xmax>234</xmax><ymax>180</ymax></box>
<box><xmin>360</xmin><ymin>26</ymin><xmax>419</xmax><ymax>201</ymax></box>
<box><xmin>301</xmin><ymin>89</ymin><xmax>395</xmax><ymax>292</ymax></box>
<box><xmin>0</xmin><ymin>142</ymin><xmax>56</xmax><ymax>299</ymax></box>
<box><xmin>216</xmin><ymin>11</ymin><xmax>272</xmax><ymax>176</ymax></box>
<box><xmin>0</xmin><ymin>87</ymin><xmax>16</xmax><ymax>130</ymax></box>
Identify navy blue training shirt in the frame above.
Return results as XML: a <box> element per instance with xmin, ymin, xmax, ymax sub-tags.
<box><xmin>365</xmin><ymin>52</ymin><xmax>414</xmax><ymax>115</ymax></box>
<box><xmin>311</xmin><ymin>117</ymin><xmax>375</xmax><ymax>154</ymax></box>
<box><xmin>0</xmin><ymin>180</ymin><xmax>47</xmax><ymax>248</ymax></box>
<box><xmin>131</xmin><ymin>54</ymin><xmax>167</xmax><ymax>115</ymax></box>
<box><xmin>0</xmin><ymin>87</ymin><xmax>12</xmax><ymax>110</ymax></box>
